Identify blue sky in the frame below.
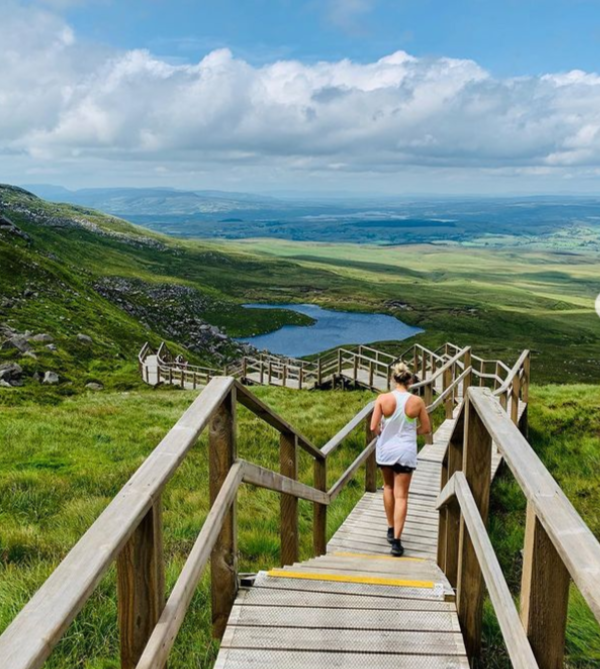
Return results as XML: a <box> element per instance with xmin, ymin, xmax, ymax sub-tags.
<box><xmin>53</xmin><ymin>0</ymin><xmax>600</xmax><ymax>76</ymax></box>
<box><xmin>4</xmin><ymin>0</ymin><xmax>600</xmax><ymax>194</ymax></box>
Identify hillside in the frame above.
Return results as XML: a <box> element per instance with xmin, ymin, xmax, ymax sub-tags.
<box><xmin>0</xmin><ymin>185</ymin><xmax>322</xmax><ymax>394</ymax></box>
<box><xmin>1</xmin><ymin>184</ymin><xmax>599</xmax><ymax>398</ymax></box>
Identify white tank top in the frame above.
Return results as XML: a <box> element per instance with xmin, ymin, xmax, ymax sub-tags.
<box><xmin>376</xmin><ymin>390</ymin><xmax>418</xmax><ymax>468</ymax></box>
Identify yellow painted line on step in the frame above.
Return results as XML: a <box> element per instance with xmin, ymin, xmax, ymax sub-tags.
<box><xmin>267</xmin><ymin>570</ymin><xmax>435</xmax><ymax>589</ymax></box>
<box><xmin>332</xmin><ymin>551</ymin><xmax>426</xmax><ymax>563</ymax></box>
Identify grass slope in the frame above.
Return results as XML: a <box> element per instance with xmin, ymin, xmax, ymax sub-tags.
<box><xmin>1</xmin><ymin>385</ymin><xmax>599</xmax><ymax>667</ymax></box>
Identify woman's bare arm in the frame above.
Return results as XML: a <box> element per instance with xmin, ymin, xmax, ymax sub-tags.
<box><xmin>417</xmin><ymin>399</ymin><xmax>432</xmax><ymax>436</ymax></box>
<box><xmin>370</xmin><ymin>397</ymin><xmax>383</xmax><ymax>435</ymax></box>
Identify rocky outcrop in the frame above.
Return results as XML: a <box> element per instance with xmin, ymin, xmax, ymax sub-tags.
<box><xmin>93</xmin><ymin>277</ymin><xmax>255</xmax><ymax>363</ymax></box>
<box><xmin>0</xmin><ymin>185</ymin><xmax>165</xmax><ymax>251</ymax></box>
<box><xmin>0</xmin><ymin>214</ymin><xmax>31</xmax><ymax>243</ymax></box>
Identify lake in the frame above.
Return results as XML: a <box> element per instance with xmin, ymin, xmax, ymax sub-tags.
<box><xmin>236</xmin><ymin>303</ymin><xmax>423</xmax><ymax>358</ymax></box>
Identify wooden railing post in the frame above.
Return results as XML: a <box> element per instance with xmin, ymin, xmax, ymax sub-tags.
<box><xmin>421</xmin><ymin>348</ymin><xmax>427</xmax><ymax>379</ymax></box>
<box><xmin>298</xmin><ymin>366</ymin><xmax>303</xmax><ymax>390</ymax></box>
<box><xmin>317</xmin><ymin>357</ymin><xmax>322</xmax><ymax>386</ymax></box>
<box><xmin>368</xmin><ymin>360</ymin><xmax>374</xmax><ymax>388</ymax></box>
<box><xmin>520</xmin><ymin>502</ymin><xmax>570</xmax><ymax>669</ymax></box>
<box><xmin>511</xmin><ymin>373</ymin><xmax>521</xmax><ymax>426</ymax></box>
<box><xmin>437</xmin><ymin>408</ymin><xmax>465</xmax><ymax>586</ymax></box>
<box><xmin>280</xmin><ymin>432</ymin><xmax>299</xmax><ymax>566</ymax></box>
<box><xmin>424</xmin><ymin>384</ymin><xmax>433</xmax><ymax>445</ymax></box>
<box><xmin>117</xmin><ymin>500</ymin><xmax>165</xmax><ymax>669</ymax></box>
<box><xmin>456</xmin><ymin>394</ymin><xmax>492</xmax><ymax>662</ymax></box>
<box><xmin>313</xmin><ymin>459</ymin><xmax>327</xmax><ymax>556</ymax></box>
<box><xmin>337</xmin><ymin>349</ymin><xmax>343</xmax><ymax>376</ymax></box>
<box><xmin>209</xmin><ymin>387</ymin><xmax>238</xmax><ymax>639</ymax></box>
<box><xmin>463</xmin><ymin>349</ymin><xmax>472</xmax><ymax>397</ymax></box>
<box><xmin>413</xmin><ymin>347</ymin><xmax>419</xmax><ymax>374</ymax></box>
<box><xmin>365</xmin><ymin>417</ymin><xmax>377</xmax><ymax>493</ymax></box>
<box><xmin>282</xmin><ymin>364</ymin><xmax>287</xmax><ymax>388</ymax></box>
<box><xmin>268</xmin><ymin>362</ymin><xmax>272</xmax><ymax>385</ymax></box>
<box><xmin>353</xmin><ymin>354</ymin><xmax>358</xmax><ymax>382</ymax></box>
<box><xmin>443</xmin><ymin>366</ymin><xmax>453</xmax><ymax>419</ymax></box>
<box><xmin>522</xmin><ymin>352</ymin><xmax>531</xmax><ymax>403</ymax></box>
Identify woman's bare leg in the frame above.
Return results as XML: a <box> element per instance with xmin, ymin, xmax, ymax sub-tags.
<box><xmin>393</xmin><ymin>472</ymin><xmax>412</xmax><ymax>539</ymax></box>
<box><xmin>381</xmin><ymin>466</ymin><xmax>394</xmax><ymax>527</ymax></box>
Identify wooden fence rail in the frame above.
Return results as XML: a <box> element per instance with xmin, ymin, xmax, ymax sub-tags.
<box><xmin>437</xmin><ymin>385</ymin><xmax>600</xmax><ymax>669</ymax></box>
<box><xmin>0</xmin><ymin>377</ymin><xmax>376</xmax><ymax>669</ymax></box>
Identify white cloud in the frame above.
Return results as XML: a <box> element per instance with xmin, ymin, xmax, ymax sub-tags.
<box><xmin>4</xmin><ymin>2</ymin><xmax>600</xmax><ymax>190</ymax></box>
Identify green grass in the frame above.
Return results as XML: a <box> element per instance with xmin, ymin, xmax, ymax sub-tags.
<box><xmin>1</xmin><ymin>385</ymin><xmax>600</xmax><ymax>667</ymax></box>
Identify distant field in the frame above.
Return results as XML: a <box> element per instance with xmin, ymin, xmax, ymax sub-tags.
<box><xmin>226</xmin><ymin>238</ymin><xmax>600</xmax><ymax>383</ymax></box>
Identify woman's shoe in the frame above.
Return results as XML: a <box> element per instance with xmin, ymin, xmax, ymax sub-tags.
<box><xmin>390</xmin><ymin>538</ymin><xmax>404</xmax><ymax>557</ymax></box>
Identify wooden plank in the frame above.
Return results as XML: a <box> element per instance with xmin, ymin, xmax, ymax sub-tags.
<box><xmin>220</xmin><ymin>625</ymin><xmax>467</xmax><ymax>655</ymax></box>
<box><xmin>328</xmin><ymin>441</ymin><xmax>376</xmax><ymax>501</ymax></box>
<box><xmin>209</xmin><ymin>386</ymin><xmax>238</xmax><ymax>640</ymax></box>
<box><xmin>280</xmin><ymin>432</ymin><xmax>299</xmax><ymax>567</ymax></box>
<box><xmin>226</xmin><ymin>603</ymin><xmax>461</xmax><ymax>632</ymax></box>
<box><xmin>255</xmin><ymin>571</ymin><xmax>445</xmax><ymax>600</ymax></box>
<box><xmin>520</xmin><ymin>502</ymin><xmax>570</xmax><ymax>669</ymax></box>
<box><xmin>241</xmin><ymin>461</ymin><xmax>329</xmax><ymax>504</ymax></box>
<box><xmin>365</xmin><ymin>418</ymin><xmax>378</xmax><ymax>493</ymax></box>
<box><xmin>215</xmin><ymin>649</ymin><xmax>470</xmax><ymax>668</ymax></box>
<box><xmin>236</xmin><ymin>586</ymin><xmax>455</xmax><ymax>610</ymax></box>
<box><xmin>117</xmin><ymin>500</ymin><xmax>165</xmax><ymax>669</ymax></box>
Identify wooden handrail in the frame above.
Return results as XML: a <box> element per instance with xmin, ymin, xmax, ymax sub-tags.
<box><xmin>234</xmin><ymin>381</ymin><xmax>325</xmax><ymax>461</ymax></box>
<box><xmin>469</xmin><ymin>387</ymin><xmax>600</xmax><ymax>619</ymax></box>
<box><xmin>493</xmin><ymin>349</ymin><xmax>530</xmax><ymax>397</ymax></box>
<box><xmin>412</xmin><ymin>346</ymin><xmax>470</xmax><ymax>392</ymax></box>
<box><xmin>241</xmin><ymin>460</ymin><xmax>329</xmax><ymax>504</ymax></box>
<box><xmin>320</xmin><ymin>402</ymin><xmax>375</xmax><ymax>457</ymax></box>
<box><xmin>135</xmin><ymin>462</ymin><xmax>245</xmax><ymax>669</ymax></box>
<box><xmin>0</xmin><ymin>376</ymin><xmax>235</xmax><ymax>669</ymax></box>
<box><xmin>328</xmin><ymin>438</ymin><xmax>377</xmax><ymax>501</ymax></box>
<box><xmin>437</xmin><ymin>473</ymin><xmax>539</xmax><ymax>669</ymax></box>
<box><xmin>426</xmin><ymin>366</ymin><xmax>471</xmax><ymax>413</ymax></box>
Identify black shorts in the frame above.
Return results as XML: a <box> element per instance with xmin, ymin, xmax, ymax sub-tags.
<box><xmin>377</xmin><ymin>462</ymin><xmax>416</xmax><ymax>474</ymax></box>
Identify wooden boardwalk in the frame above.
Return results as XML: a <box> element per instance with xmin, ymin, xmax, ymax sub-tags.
<box><xmin>214</xmin><ymin>409</ymin><xmax>466</xmax><ymax>667</ymax></box>
<box><xmin>213</xmin><ymin>390</ymin><xmax>528</xmax><ymax>669</ymax></box>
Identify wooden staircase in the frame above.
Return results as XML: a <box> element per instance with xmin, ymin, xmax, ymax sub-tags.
<box><xmin>3</xmin><ymin>344</ymin><xmax>600</xmax><ymax>669</ymax></box>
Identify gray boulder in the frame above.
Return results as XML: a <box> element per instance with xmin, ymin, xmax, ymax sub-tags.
<box><xmin>46</xmin><ymin>344</ymin><xmax>57</xmax><ymax>352</ymax></box>
<box><xmin>76</xmin><ymin>334</ymin><xmax>93</xmax><ymax>345</ymax></box>
<box><xmin>31</xmin><ymin>333</ymin><xmax>53</xmax><ymax>343</ymax></box>
<box><xmin>85</xmin><ymin>382</ymin><xmax>104</xmax><ymax>391</ymax></box>
<box><xmin>43</xmin><ymin>371</ymin><xmax>60</xmax><ymax>384</ymax></box>
<box><xmin>1</xmin><ymin>336</ymin><xmax>31</xmax><ymax>353</ymax></box>
<box><xmin>0</xmin><ymin>363</ymin><xmax>23</xmax><ymax>382</ymax></box>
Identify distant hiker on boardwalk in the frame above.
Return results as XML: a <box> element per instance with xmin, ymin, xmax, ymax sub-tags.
<box><xmin>370</xmin><ymin>362</ymin><xmax>431</xmax><ymax>557</ymax></box>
